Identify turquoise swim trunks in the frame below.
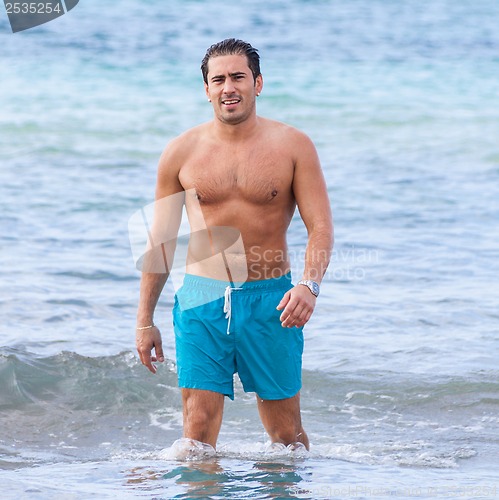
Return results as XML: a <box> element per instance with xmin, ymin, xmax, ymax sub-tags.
<box><xmin>172</xmin><ymin>273</ymin><xmax>304</xmax><ymax>400</ymax></box>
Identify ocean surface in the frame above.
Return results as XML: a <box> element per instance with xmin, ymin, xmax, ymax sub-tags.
<box><xmin>1</xmin><ymin>0</ymin><xmax>499</xmax><ymax>498</ymax></box>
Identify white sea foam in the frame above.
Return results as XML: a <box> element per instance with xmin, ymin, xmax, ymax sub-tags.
<box><xmin>158</xmin><ymin>438</ymin><xmax>217</xmax><ymax>461</ymax></box>
<box><xmin>148</xmin><ymin>408</ymin><xmax>183</xmax><ymax>431</ymax></box>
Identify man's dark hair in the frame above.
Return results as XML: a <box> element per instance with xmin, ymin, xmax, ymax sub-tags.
<box><xmin>201</xmin><ymin>38</ymin><xmax>261</xmax><ymax>84</ymax></box>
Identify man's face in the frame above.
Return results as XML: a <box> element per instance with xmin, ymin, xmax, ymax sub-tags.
<box><xmin>204</xmin><ymin>54</ymin><xmax>263</xmax><ymax>125</ymax></box>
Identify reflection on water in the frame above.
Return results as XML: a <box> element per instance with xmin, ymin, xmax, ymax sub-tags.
<box><xmin>125</xmin><ymin>456</ymin><xmax>310</xmax><ymax>499</ymax></box>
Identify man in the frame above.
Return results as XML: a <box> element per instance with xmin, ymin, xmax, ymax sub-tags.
<box><xmin>136</xmin><ymin>39</ymin><xmax>333</xmax><ymax>452</ymax></box>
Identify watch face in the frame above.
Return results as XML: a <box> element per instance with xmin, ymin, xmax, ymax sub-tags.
<box><xmin>298</xmin><ymin>280</ymin><xmax>320</xmax><ymax>296</ymax></box>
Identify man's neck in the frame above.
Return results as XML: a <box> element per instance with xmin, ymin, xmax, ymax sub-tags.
<box><xmin>212</xmin><ymin>114</ymin><xmax>260</xmax><ymax>142</ymax></box>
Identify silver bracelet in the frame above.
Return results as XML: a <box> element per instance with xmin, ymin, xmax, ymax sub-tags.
<box><xmin>136</xmin><ymin>324</ymin><xmax>155</xmax><ymax>331</ymax></box>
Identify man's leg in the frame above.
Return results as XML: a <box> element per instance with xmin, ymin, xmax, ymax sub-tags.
<box><xmin>256</xmin><ymin>392</ymin><xmax>309</xmax><ymax>450</ymax></box>
<box><xmin>182</xmin><ymin>388</ymin><xmax>225</xmax><ymax>449</ymax></box>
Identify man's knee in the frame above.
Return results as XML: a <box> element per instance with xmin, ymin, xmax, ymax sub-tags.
<box><xmin>182</xmin><ymin>389</ymin><xmax>224</xmax><ymax>447</ymax></box>
<box><xmin>182</xmin><ymin>389</ymin><xmax>224</xmax><ymax>426</ymax></box>
<box><xmin>184</xmin><ymin>404</ymin><xmax>215</xmax><ymax>428</ymax></box>
<box><xmin>257</xmin><ymin>394</ymin><xmax>309</xmax><ymax>448</ymax></box>
<box><xmin>269</xmin><ymin>423</ymin><xmax>304</xmax><ymax>444</ymax></box>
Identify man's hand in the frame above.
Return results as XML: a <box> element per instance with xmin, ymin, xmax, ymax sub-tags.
<box><xmin>136</xmin><ymin>326</ymin><xmax>164</xmax><ymax>374</ymax></box>
<box><xmin>277</xmin><ymin>285</ymin><xmax>317</xmax><ymax>328</ymax></box>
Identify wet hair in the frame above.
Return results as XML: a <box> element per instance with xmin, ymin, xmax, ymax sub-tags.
<box><xmin>201</xmin><ymin>38</ymin><xmax>261</xmax><ymax>84</ymax></box>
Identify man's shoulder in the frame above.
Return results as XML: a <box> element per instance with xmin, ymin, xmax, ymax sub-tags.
<box><xmin>161</xmin><ymin>122</ymin><xmax>210</xmax><ymax>162</ymax></box>
<box><xmin>259</xmin><ymin>117</ymin><xmax>312</xmax><ymax>142</ymax></box>
<box><xmin>170</xmin><ymin>122</ymin><xmax>210</xmax><ymax>147</ymax></box>
<box><xmin>258</xmin><ymin>118</ymin><xmax>319</xmax><ymax>168</ymax></box>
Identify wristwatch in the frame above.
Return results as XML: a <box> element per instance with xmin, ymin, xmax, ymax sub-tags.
<box><xmin>297</xmin><ymin>279</ymin><xmax>320</xmax><ymax>297</ymax></box>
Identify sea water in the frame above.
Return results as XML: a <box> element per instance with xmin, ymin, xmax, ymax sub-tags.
<box><xmin>1</xmin><ymin>0</ymin><xmax>499</xmax><ymax>498</ymax></box>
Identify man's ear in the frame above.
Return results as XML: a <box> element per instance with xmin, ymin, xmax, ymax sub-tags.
<box><xmin>204</xmin><ymin>82</ymin><xmax>210</xmax><ymax>100</ymax></box>
<box><xmin>255</xmin><ymin>74</ymin><xmax>263</xmax><ymax>95</ymax></box>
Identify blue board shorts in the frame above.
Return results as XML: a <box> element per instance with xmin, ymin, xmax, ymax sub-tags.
<box><xmin>172</xmin><ymin>273</ymin><xmax>304</xmax><ymax>400</ymax></box>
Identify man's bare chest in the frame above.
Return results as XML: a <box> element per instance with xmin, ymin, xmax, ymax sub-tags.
<box><xmin>179</xmin><ymin>148</ymin><xmax>294</xmax><ymax>205</ymax></box>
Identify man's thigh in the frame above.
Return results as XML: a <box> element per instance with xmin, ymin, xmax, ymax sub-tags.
<box><xmin>174</xmin><ymin>287</ymin><xmax>236</xmax><ymax>399</ymax></box>
<box><xmin>255</xmin><ymin>392</ymin><xmax>303</xmax><ymax>431</ymax></box>
<box><xmin>236</xmin><ymin>291</ymin><xmax>304</xmax><ymax>400</ymax></box>
<box><xmin>182</xmin><ymin>388</ymin><xmax>225</xmax><ymax>417</ymax></box>
<box><xmin>256</xmin><ymin>393</ymin><xmax>301</xmax><ymax>424</ymax></box>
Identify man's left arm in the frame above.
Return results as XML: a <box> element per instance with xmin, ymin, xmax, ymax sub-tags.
<box><xmin>277</xmin><ymin>131</ymin><xmax>333</xmax><ymax>328</ymax></box>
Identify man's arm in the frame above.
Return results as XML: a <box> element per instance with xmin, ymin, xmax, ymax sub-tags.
<box><xmin>277</xmin><ymin>130</ymin><xmax>333</xmax><ymax>328</ymax></box>
<box><xmin>136</xmin><ymin>140</ymin><xmax>185</xmax><ymax>373</ymax></box>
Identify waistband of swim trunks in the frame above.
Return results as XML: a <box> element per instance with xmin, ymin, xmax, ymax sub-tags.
<box><xmin>181</xmin><ymin>272</ymin><xmax>293</xmax><ymax>293</ymax></box>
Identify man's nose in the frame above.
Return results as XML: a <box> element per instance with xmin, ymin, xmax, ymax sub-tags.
<box><xmin>223</xmin><ymin>79</ymin><xmax>236</xmax><ymax>94</ymax></box>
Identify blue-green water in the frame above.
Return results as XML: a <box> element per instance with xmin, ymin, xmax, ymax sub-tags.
<box><xmin>1</xmin><ymin>1</ymin><xmax>499</xmax><ymax>498</ymax></box>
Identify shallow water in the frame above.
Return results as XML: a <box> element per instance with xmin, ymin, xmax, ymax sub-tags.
<box><xmin>1</xmin><ymin>0</ymin><xmax>499</xmax><ymax>497</ymax></box>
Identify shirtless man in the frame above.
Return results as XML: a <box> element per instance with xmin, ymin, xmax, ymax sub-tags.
<box><xmin>136</xmin><ymin>39</ymin><xmax>333</xmax><ymax>451</ymax></box>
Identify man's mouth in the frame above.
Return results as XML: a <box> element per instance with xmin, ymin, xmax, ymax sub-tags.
<box><xmin>221</xmin><ymin>98</ymin><xmax>241</xmax><ymax>106</ymax></box>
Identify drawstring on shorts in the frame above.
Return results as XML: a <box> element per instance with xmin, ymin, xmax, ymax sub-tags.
<box><xmin>223</xmin><ymin>285</ymin><xmax>242</xmax><ymax>335</ymax></box>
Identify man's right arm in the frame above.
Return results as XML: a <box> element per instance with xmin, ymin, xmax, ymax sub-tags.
<box><xmin>136</xmin><ymin>138</ymin><xmax>185</xmax><ymax>373</ymax></box>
